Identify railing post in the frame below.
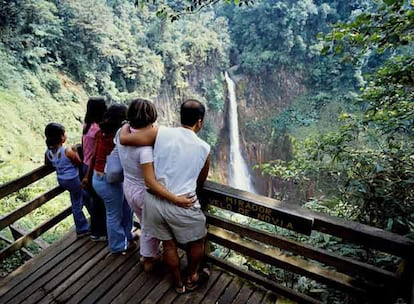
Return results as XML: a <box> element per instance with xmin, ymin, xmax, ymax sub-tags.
<box><xmin>409</xmin><ymin>261</ymin><xmax>414</xmax><ymax>304</ymax></box>
<box><xmin>9</xmin><ymin>225</ymin><xmax>28</xmax><ymax>259</ymax></box>
<box><xmin>10</xmin><ymin>224</ymin><xmax>50</xmax><ymax>249</ymax></box>
<box><xmin>398</xmin><ymin>258</ymin><xmax>414</xmax><ymax>304</ymax></box>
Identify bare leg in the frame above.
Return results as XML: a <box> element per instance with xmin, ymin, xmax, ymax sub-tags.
<box><xmin>163</xmin><ymin>239</ymin><xmax>183</xmax><ymax>287</ymax></box>
<box><xmin>187</xmin><ymin>238</ymin><xmax>205</xmax><ymax>282</ymax></box>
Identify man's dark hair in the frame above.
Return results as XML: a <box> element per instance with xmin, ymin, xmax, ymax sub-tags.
<box><xmin>180</xmin><ymin>99</ymin><xmax>205</xmax><ymax>127</ymax></box>
<box><xmin>128</xmin><ymin>98</ymin><xmax>157</xmax><ymax>129</ymax></box>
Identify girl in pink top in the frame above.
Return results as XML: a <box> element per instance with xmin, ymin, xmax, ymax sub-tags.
<box><xmin>81</xmin><ymin>97</ymin><xmax>108</xmax><ymax>241</ymax></box>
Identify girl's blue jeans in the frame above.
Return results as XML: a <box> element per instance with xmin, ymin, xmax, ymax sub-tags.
<box><xmin>92</xmin><ymin>172</ymin><xmax>133</xmax><ymax>253</ymax></box>
<box><xmin>82</xmin><ymin>164</ymin><xmax>107</xmax><ymax>237</ymax></box>
<box><xmin>58</xmin><ymin>177</ymin><xmax>90</xmax><ymax>234</ymax></box>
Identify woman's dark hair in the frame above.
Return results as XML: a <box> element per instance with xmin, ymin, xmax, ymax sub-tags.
<box><xmin>83</xmin><ymin>97</ymin><xmax>107</xmax><ymax>134</ymax></box>
<box><xmin>180</xmin><ymin>99</ymin><xmax>205</xmax><ymax>127</ymax></box>
<box><xmin>45</xmin><ymin>122</ymin><xmax>65</xmax><ymax>149</ymax></box>
<box><xmin>99</xmin><ymin>103</ymin><xmax>127</xmax><ymax>134</ymax></box>
<box><xmin>128</xmin><ymin>98</ymin><xmax>157</xmax><ymax>129</ymax></box>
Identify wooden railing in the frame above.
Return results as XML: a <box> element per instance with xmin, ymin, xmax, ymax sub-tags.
<box><xmin>0</xmin><ymin>166</ymin><xmax>69</xmax><ymax>261</ymax></box>
<box><xmin>200</xmin><ymin>182</ymin><xmax>414</xmax><ymax>304</ymax></box>
<box><xmin>1</xmin><ymin>165</ymin><xmax>414</xmax><ymax>304</ymax></box>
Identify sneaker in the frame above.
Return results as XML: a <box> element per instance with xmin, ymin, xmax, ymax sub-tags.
<box><xmin>130</xmin><ymin>231</ymin><xmax>140</xmax><ymax>241</ymax></box>
<box><xmin>110</xmin><ymin>250</ymin><xmax>126</xmax><ymax>256</ymax></box>
<box><xmin>127</xmin><ymin>239</ymin><xmax>139</xmax><ymax>251</ymax></box>
<box><xmin>90</xmin><ymin>235</ymin><xmax>107</xmax><ymax>242</ymax></box>
<box><xmin>77</xmin><ymin>231</ymin><xmax>91</xmax><ymax>238</ymax></box>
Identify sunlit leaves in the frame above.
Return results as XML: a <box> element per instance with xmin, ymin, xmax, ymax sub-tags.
<box><xmin>321</xmin><ymin>0</ymin><xmax>414</xmax><ymax>60</ymax></box>
<box><xmin>135</xmin><ymin>0</ymin><xmax>252</xmax><ymax>21</ymax></box>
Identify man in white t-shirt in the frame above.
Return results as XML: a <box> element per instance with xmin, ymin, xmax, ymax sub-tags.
<box><xmin>120</xmin><ymin>99</ymin><xmax>210</xmax><ymax>293</ymax></box>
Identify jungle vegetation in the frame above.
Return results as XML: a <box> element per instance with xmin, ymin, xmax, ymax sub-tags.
<box><xmin>0</xmin><ymin>0</ymin><xmax>412</xmax><ymax>301</ymax></box>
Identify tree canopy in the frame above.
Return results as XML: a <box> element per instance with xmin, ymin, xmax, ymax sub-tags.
<box><xmin>0</xmin><ymin>0</ymin><xmax>230</xmax><ymax>103</ymax></box>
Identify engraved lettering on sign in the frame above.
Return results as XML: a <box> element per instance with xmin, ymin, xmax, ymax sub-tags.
<box><xmin>209</xmin><ymin>196</ymin><xmax>295</xmax><ymax>230</ymax></box>
<box><xmin>286</xmin><ymin>222</ymin><xmax>294</xmax><ymax>230</ymax></box>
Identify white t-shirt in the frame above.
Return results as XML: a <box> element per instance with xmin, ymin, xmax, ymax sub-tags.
<box><xmin>114</xmin><ymin>128</ymin><xmax>153</xmax><ymax>192</ymax></box>
<box><xmin>154</xmin><ymin>126</ymin><xmax>210</xmax><ymax>207</ymax></box>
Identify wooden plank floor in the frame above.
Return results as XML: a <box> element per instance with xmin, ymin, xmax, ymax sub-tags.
<box><xmin>0</xmin><ymin>232</ymin><xmax>278</xmax><ymax>304</ymax></box>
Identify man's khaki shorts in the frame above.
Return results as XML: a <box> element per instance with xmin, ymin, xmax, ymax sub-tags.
<box><xmin>143</xmin><ymin>192</ymin><xmax>207</xmax><ymax>244</ymax></box>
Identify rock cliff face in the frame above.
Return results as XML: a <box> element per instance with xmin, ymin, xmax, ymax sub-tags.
<box><xmin>153</xmin><ymin>57</ymin><xmax>225</xmax><ymax>128</ymax></box>
<box><xmin>216</xmin><ymin>67</ymin><xmax>307</xmax><ymax>198</ymax></box>
<box><xmin>153</xmin><ymin>85</ymin><xmax>181</xmax><ymax>127</ymax></box>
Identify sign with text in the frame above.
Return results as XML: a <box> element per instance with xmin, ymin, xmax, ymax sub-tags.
<box><xmin>200</xmin><ymin>185</ymin><xmax>313</xmax><ymax>235</ymax></box>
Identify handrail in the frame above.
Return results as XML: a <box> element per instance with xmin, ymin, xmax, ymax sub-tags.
<box><xmin>0</xmin><ymin>186</ymin><xmax>64</xmax><ymax>231</ymax></box>
<box><xmin>0</xmin><ymin>165</ymin><xmax>54</xmax><ymax>200</ymax></box>
<box><xmin>206</xmin><ymin>214</ymin><xmax>398</xmax><ymax>285</ymax></box>
<box><xmin>201</xmin><ymin>180</ymin><xmax>414</xmax><ymax>302</ymax></box>
<box><xmin>0</xmin><ymin>165</ymin><xmax>67</xmax><ymax>261</ymax></box>
<box><xmin>0</xmin><ymin>207</ymin><xmax>72</xmax><ymax>261</ymax></box>
<box><xmin>200</xmin><ymin>181</ymin><xmax>314</xmax><ymax>235</ymax></box>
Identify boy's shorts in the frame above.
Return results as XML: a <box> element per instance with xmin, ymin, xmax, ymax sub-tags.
<box><xmin>143</xmin><ymin>192</ymin><xmax>207</xmax><ymax>244</ymax></box>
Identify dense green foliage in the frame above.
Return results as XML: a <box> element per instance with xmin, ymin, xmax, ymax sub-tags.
<box><xmin>222</xmin><ymin>1</ymin><xmax>366</xmax><ymax>76</ymax></box>
<box><xmin>1</xmin><ymin>3</ymin><xmax>412</xmax><ymax>302</ymax></box>
<box><xmin>261</xmin><ymin>0</ymin><xmax>414</xmax><ymax>235</ymax></box>
<box><xmin>0</xmin><ymin>0</ymin><xmax>230</xmax><ymax>101</ymax></box>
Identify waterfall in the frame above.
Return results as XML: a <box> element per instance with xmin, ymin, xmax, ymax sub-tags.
<box><xmin>225</xmin><ymin>71</ymin><xmax>256</xmax><ymax>193</ymax></box>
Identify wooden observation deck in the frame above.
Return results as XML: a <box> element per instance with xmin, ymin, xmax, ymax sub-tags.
<box><xmin>1</xmin><ymin>165</ymin><xmax>414</xmax><ymax>304</ymax></box>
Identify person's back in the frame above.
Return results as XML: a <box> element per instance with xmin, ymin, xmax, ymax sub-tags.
<box><xmin>82</xmin><ymin>97</ymin><xmax>107</xmax><ymax>168</ymax></box>
<box><xmin>154</xmin><ymin>126</ymin><xmax>209</xmax><ymax>207</ymax></box>
<box><xmin>116</xmin><ymin>98</ymin><xmax>158</xmax><ymax>209</ymax></box>
<box><xmin>116</xmin><ymin>98</ymin><xmax>160</xmax><ymax>271</ymax></box>
<box><xmin>116</xmin><ymin>129</ymin><xmax>149</xmax><ymax>194</ymax></box>
<box><xmin>46</xmin><ymin>146</ymin><xmax>79</xmax><ymax>180</ymax></box>
<box><xmin>142</xmin><ymin>99</ymin><xmax>211</xmax><ymax>293</ymax></box>
<box><xmin>81</xmin><ymin>97</ymin><xmax>108</xmax><ymax>241</ymax></box>
<box><xmin>44</xmin><ymin>123</ymin><xmax>89</xmax><ymax>237</ymax></box>
<box><xmin>92</xmin><ymin>103</ymin><xmax>134</xmax><ymax>254</ymax></box>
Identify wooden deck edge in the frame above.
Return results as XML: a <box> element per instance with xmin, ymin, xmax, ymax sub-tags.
<box><xmin>0</xmin><ymin>206</ymin><xmax>72</xmax><ymax>261</ymax></box>
<box><xmin>206</xmin><ymin>253</ymin><xmax>322</xmax><ymax>304</ymax></box>
<box><xmin>0</xmin><ymin>229</ymin><xmax>78</xmax><ymax>296</ymax></box>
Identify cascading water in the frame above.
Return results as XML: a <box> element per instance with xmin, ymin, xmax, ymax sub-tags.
<box><xmin>225</xmin><ymin>71</ymin><xmax>256</xmax><ymax>193</ymax></box>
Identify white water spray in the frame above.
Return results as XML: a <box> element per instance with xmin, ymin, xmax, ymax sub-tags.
<box><xmin>225</xmin><ymin>71</ymin><xmax>255</xmax><ymax>193</ymax></box>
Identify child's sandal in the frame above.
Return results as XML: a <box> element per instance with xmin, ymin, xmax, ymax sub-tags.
<box><xmin>174</xmin><ymin>284</ymin><xmax>186</xmax><ymax>294</ymax></box>
<box><xmin>185</xmin><ymin>280</ymin><xmax>199</xmax><ymax>292</ymax></box>
<box><xmin>186</xmin><ymin>272</ymin><xmax>209</xmax><ymax>292</ymax></box>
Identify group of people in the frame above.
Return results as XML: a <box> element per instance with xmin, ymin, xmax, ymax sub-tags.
<box><xmin>44</xmin><ymin>97</ymin><xmax>211</xmax><ymax>293</ymax></box>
